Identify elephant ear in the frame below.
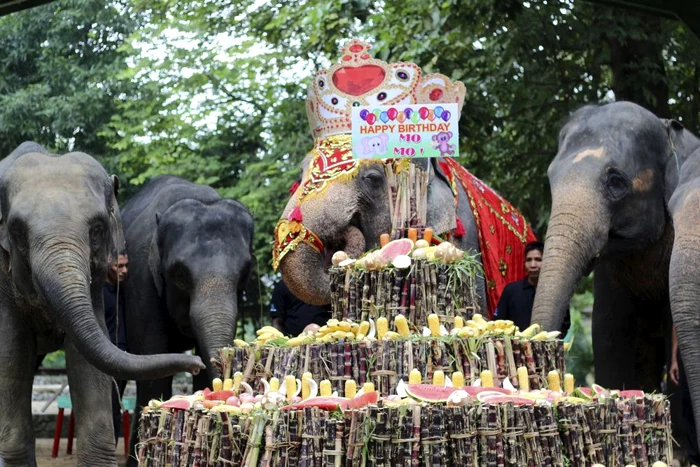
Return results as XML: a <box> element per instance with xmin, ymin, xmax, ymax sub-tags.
<box><xmin>0</xmin><ymin>211</ymin><xmax>8</xmax><ymax>253</ymax></box>
<box><xmin>426</xmin><ymin>158</ymin><xmax>457</xmax><ymax>235</ymax></box>
<box><xmin>148</xmin><ymin>213</ymin><xmax>163</xmax><ymax>296</ymax></box>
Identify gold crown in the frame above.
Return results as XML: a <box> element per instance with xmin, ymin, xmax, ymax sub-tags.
<box><xmin>306</xmin><ymin>39</ymin><xmax>466</xmax><ymax>139</ymax></box>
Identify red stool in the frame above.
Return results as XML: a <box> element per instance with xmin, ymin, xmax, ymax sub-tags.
<box><xmin>51</xmin><ymin>395</ymin><xmax>136</xmax><ymax>457</ymax></box>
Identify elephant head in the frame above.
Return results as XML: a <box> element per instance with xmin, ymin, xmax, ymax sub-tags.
<box><xmin>278</xmin><ymin>156</ymin><xmax>456</xmax><ymax>305</ymax></box>
<box><xmin>148</xmin><ymin>198</ymin><xmax>254</xmax><ymax>377</ymax></box>
<box><xmin>0</xmin><ymin>144</ymin><xmax>204</xmax><ymax>380</ymax></box>
<box><xmin>531</xmin><ymin>102</ymin><xmax>674</xmax><ymax>332</ymax></box>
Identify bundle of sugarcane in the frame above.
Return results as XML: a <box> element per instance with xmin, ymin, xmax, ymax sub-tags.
<box><xmin>384</xmin><ymin>159</ymin><xmax>429</xmax><ymax>238</ymax></box>
<box><xmin>418</xmin><ymin>403</ymin><xmax>449</xmax><ymax>467</ymax></box>
<box><xmin>476</xmin><ymin>403</ymin><xmax>504</xmax><ymax>467</ymax></box>
<box><xmin>500</xmin><ymin>402</ymin><xmax>526</xmax><ymax>466</ymax></box>
<box><xmin>533</xmin><ymin>404</ymin><xmax>564</xmax><ymax>466</ymax></box>
<box><xmin>446</xmin><ymin>404</ymin><xmax>477</xmax><ymax>466</ymax></box>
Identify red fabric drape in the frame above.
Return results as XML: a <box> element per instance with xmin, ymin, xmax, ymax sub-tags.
<box><xmin>443</xmin><ymin>158</ymin><xmax>538</xmax><ymax>318</ymax></box>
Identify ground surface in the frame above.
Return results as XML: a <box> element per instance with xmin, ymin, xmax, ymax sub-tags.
<box><xmin>36</xmin><ymin>438</ymin><xmax>128</xmax><ymax>466</ymax></box>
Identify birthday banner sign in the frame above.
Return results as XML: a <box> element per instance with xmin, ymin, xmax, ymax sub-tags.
<box><xmin>351</xmin><ymin>103</ymin><xmax>459</xmax><ymax>159</ymax></box>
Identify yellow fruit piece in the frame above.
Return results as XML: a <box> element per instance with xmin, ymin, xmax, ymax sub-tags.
<box><xmin>345</xmin><ymin>332</ymin><xmax>355</xmax><ymax>340</ymax></box>
<box><xmin>285</xmin><ymin>376</ymin><xmax>297</xmax><ymax>401</ymax></box>
<box><xmin>384</xmin><ymin>331</ymin><xmax>400</xmax><ymax>340</ymax></box>
<box><xmin>480</xmin><ymin>370</ymin><xmax>494</xmax><ymax>388</ymax></box>
<box><xmin>546</xmin><ymin>331</ymin><xmax>561</xmax><ymax>339</ymax></box>
<box><xmin>472</xmin><ymin>314</ymin><xmax>485</xmax><ymax>323</ymax></box>
<box><xmin>563</xmin><ymin>341</ymin><xmax>572</xmax><ymax>352</ymax></box>
<box><xmin>453</xmin><ymin>316</ymin><xmax>464</xmax><ymax>329</ymax></box>
<box><xmin>428</xmin><ymin>314</ymin><xmax>440</xmax><ymax>337</ymax></box>
<box><xmin>485</xmin><ymin>321</ymin><xmax>496</xmax><ymax>331</ymax></box>
<box><xmin>458</xmin><ymin>327</ymin><xmax>475</xmax><ymax>338</ymax></box>
<box><xmin>223</xmin><ymin>378</ymin><xmax>233</xmax><ymax>391</ymax></box>
<box><xmin>517</xmin><ymin>367</ymin><xmax>530</xmax><ymax>392</ymax></box>
<box><xmin>338</xmin><ymin>321</ymin><xmax>352</xmax><ymax>332</ymax></box>
<box><xmin>451</xmin><ymin>372</ymin><xmax>465</xmax><ymax>388</ymax></box>
<box><xmin>376</xmin><ymin>317</ymin><xmax>388</xmax><ymax>340</ymax></box>
<box><xmin>332</xmin><ymin>330</ymin><xmax>347</xmax><ymax>340</ymax></box>
<box><xmin>317</xmin><ymin>326</ymin><xmax>330</xmax><ymax>335</ymax></box>
<box><xmin>355</xmin><ymin>333</ymin><xmax>366</xmax><ymax>340</ymax></box>
<box><xmin>504</xmin><ymin>326</ymin><xmax>515</xmax><ymax>335</ymax></box>
<box><xmin>350</xmin><ymin>323</ymin><xmax>360</xmax><ymax>333</ymax></box>
<box><xmin>318</xmin><ymin>334</ymin><xmax>334</xmax><ymax>343</ymax></box>
<box><xmin>302</xmin><ymin>376</ymin><xmax>313</xmax><ymax>400</ymax></box>
<box><xmin>492</xmin><ymin>328</ymin><xmax>504</xmax><ymax>335</ymax></box>
<box><xmin>233</xmin><ymin>372</ymin><xmax>243</xmax><ymax>392</ymax></box>
<box><xmin>327</xmin><ymin>319</ymin><xmax>340</xmax><ymax>329</ymax></box>
<box><xmin>345</xmin><ymin>380</ymin><xmax>357</xmax><ymax>399</ymax></box>
<box><xmin>234</xmin><ymin>339</ymin><xmax>249</xmax><ymax>348</ymax></box>
<box><xmin>395</xmin><ymin>314</ymin><xmax>410</xmax><ymax>337</ymax></box>
<box><xmin>564</xmin><ymin>373</ymin><xmax>574</xmax><ymax>393</ymax></box>
<box><xmin>269</xmin><ymin>377</ymin><xmax>280</xmax><ymax>393</ymax></box>
<box><xmin>409</xmin><ymin>368</ymin><xmax>422</xmax><ymax>384</ymax></box>
<box><xmin>520</xmin><ymin>323</ymin><xmax>541</xmax><ymax>338</ymax></box>
<box><xmin>286</xmin><ymin>336</ymin><xmax>303</xmax><ymax>347</ymax></box>
<box><xmin>530</xmin><ymin>331</ymin><xmax>548</xmax><ymax>341</ymax></box>
<box><xmin>432</xmin><ymin>370</ymin><xmax>445</xmax><ymax>386</ymax></box>
<box><xmin>256</xmin><ymin>326</ymin><xmax>281</xmax><ymax>336</ymax></box>
<box><xmin>320</xmin><ymin>380</ymin><xmax>332</xmax><ymax>397</ymax></box>
<box><xmin>212</xmin><ymin>378</ymin><xmax>223</xmax><ymax>392</ymax></box>
<box><xmin>548</xmin><ymin>370</ymin><xmax>561</xmax><ymax>392</ymax></box>
<box><xmin>357</xmin><ymin>321</ymin><xmax>370</xmax><ymax>336</ymax></box>
<box><xmin>363</xmin><ymin>382</ymin><xmax>376</xmax><ymax>394</ymax></box>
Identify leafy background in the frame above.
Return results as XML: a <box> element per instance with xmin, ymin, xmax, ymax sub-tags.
<box><xmin>4</xmin><ymin>0</ymin><xmax>698</xmax><ymax>383</ymax></box>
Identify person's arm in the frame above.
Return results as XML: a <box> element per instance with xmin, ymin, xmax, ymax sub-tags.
<box><xmin>669</xmin><ymin>326</ymin><xmax>680</xmax><ymax>385</ymax></box>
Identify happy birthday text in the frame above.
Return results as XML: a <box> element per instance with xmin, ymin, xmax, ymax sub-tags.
<box><xmin>359</xmin><ymin>123</ymin><xmax>452</xmax><ymax>134</ymax></box>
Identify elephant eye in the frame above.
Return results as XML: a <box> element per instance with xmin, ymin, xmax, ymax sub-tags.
<box><xmin>8</xmin><ymin>220</ymin><xmax>27</xmax><ymax>251</ymax></box>
<box><xmin>605</xmin><ymin>170</ymin><xmax>629</xmax><ymax>200</ymax></box>
<box><xmin>361</xmin><ymin>170</ymin><xmax>384</xmax><ymax>187</ymax></box>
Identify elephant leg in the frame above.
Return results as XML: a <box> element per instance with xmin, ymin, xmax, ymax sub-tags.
<box><xmin>126</xmin><ymin>376</ymin><xmax>173</xmax><ymax>467</ymax></box>
<box><xmin>592</xmin><ymin>265</ymin><xmax>638</xmax><ymax>388</ymax></box>
<box><xmin>634</xmin><ymin>301</ymin><xmax>668</xmax><ymax>392</ymax></box>
<box><xmin>0</xmin><ymin>304</ymin><xmax>37</xmax><ymax>466</ymax></box>
<box><xmin>64</xmin><ymin>340</ymin><xmax>118</xmax><ymax>466</ymax></box>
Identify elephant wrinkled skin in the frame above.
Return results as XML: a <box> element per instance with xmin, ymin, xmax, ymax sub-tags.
<box><xmin>0</xmin><ymin>143</ymin><xmax>204</xmax><ymax>466</ymax></box>
<box><xmin>530</xmin><ymin>102</ymin><xmax>700</xmax><ymax>447</ymax></box>
<box><xmin>121</xmin><ymin>176</ymin><xmax>253</xmax><ymax>467</ymax></box>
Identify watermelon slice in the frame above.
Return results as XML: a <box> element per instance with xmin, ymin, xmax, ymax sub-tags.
<box><xmin>405</xmin><ymin>384</ymin><xmax>458</xmax><ymax>402</ymax></box>
<box><xmin>462</xmin><ymin>386</ymin><xmax>514</xmax><ymax>397</ymax></box>
<box><xmin>591</xmin><ymin>384</ymin><xmax>607</xmax><ymax>395</ymax></box>
<box><xmin>476</xmin><ymin>390</ymin><xmax>518</xmax><ymax>403</ymax></box>
<box><xmin>160</xmin><ymin>399</ymin><xmax>193</xmax><ymax>410</ymax></box>
<box><xmin>346</xmin><ymin>391</ymin><xmax>379</xmax><ymax>409</ymax></box>
<box><xmin>575</xmin><ymin>387</ymin><xmax>592</xmax><ymax>397</ymax></box>
<box><xmin>281</xmin><ymin>391</ymin><xmax>379</xmax><ymax>412</ymax></box>
<box><xmin>618</xmin><ymin>390</ymin><xmax>645</xmax><ymax>398</ymax></box>
<box><xmin>206</xmin><ymin>390</ymin><xmax>236</xmax><ymax>401</ymax></box>
<box><xmin>478</xmin><ymin>395</ymin><xmax>535</xmax><ymax>405</ymax></box>
<box><xmin>379</xmin><ymin>239</ymin><xmax>414</xmax><ymax>262</ymax></box>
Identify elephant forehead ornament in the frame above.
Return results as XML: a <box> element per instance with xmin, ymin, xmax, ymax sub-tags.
<box><xmin>273</xmin><ymin>39</ymin><xmax>466</xmax><ymax>271</ymax></box>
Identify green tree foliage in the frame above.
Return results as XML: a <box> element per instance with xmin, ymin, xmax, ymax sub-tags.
<box><xmin>0</xmin><ymin>0</ymin><xmax>141</xmax><ymax>160</ymax></box>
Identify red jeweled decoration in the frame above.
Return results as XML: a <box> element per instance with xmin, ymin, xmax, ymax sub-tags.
<box><xmin>429</xmin><ymin>88</ymin><xmax>444</xmax><ymax>101</ymax></box>
<box><xmin>332</xmin><ymin>65</ymin><xmax>386</xmax><ymax>96</ymax></box>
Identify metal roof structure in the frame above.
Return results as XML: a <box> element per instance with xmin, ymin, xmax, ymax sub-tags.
<box><xmin>0</xmin><ymin>0</ymin><xmax>53</xmax><ymax>16</ymax></box>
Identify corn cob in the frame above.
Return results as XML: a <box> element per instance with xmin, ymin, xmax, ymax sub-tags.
<box><xmin>451</xmin><ymin>372</ymin><xmax>465</xmax><ymax>388</ymax></box>
<box><xmin>480</xmin><ymin>370</ymin><xmax>494</xmax><ymax>387</ymax></box>
<box><xmin>356</xmin><ymin>321</ymin><xmax>370</xmax><ymax>339</ymax></box>
<box><xmin>517</xmin><ymin>366</ymin><xmax>529</xmax><ymax>392</ymax></box>
<box><xmin>547</xmin><ymin>370</ymin><xmax>561</xmax><ymax>391</ymax></box>
<box><xmin>409</xmin><ymin>368</ymin><xmax>422</xmax><ymax>384</ymax></box>
<box><xmin>377</xmin><ymin>317</ymin><xmax>388</xmax><ymax>340</ymax></box>
<box><xmin>212</xmin><ymin>378</ymin><xmax>223</xmax><ymax>392</ymax></box>
<box><xmin>345</xmin><ymin>380</ymin><xmax>357</xmax><ymax>398</ymax></box>
<box><xmin>223</xmin><ymin>378</ymin><xmax>233</xmax><ymax>391</ymax></box>
<box><xmin>395</xmin><ymin>314</ymin><xmax>410</xmax><ymax>337</ymax></box>
<box><xmin>269</xmin><ymin>377</ymin><xmax>280</xmax><ymax>393</ymax></box>
<box><xmin>363</xmin><ymin>382</ymin><xmax>375</xmax><ymax>393</ymax></box>
<box><xmin>233</xmin><ymin>371</ymin><xmax>243</xmax><ymax>393</ymax></box>
<box><xmin>432</xmin><ymin>370</ymin><xmax>445</xmax><ymax>386</ymax></box>
<box><xmin>320</xmin><ymin>380</ymin><xmax>332</xmax><ymax>396</ymax></box>
<box><xmin>428</xmin><ymin>313</ymin><xmax>440</xmax><ymax>337</ymax></box>
<box><xmin>563</xmin><ymin>373</ymin><xmax>574</xmax><ymax>393</ymax></box>
<box><xmin>453</xmin><ymin>316</ymin><xmax>464</xmax><ymax>329</ymax></box>
<box><xmin>285</xmin><ymin>375</ymin><xmax>297</xmax><ymax>401</ymax></box>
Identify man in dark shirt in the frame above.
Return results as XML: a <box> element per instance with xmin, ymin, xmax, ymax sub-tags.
<box><xmin>270</xmin><ymin>280</ymin><xmax>332</xmax><ymax>336</ymax></box>
<box><xmin>104</xmin><ymin>250</ymin><xmax>129</xmax><ymax>444</ymax></box>
<box><xmin>494</xmin><ymin>241</ymin><xmax>544</xmax><ymax>330</ymax></box>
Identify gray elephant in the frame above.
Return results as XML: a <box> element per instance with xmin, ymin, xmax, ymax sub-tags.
<box><xmin>276</xmin><ymin>155</ymin><xmax>536</xmax><ymax>319</ymax></box>
<box><xmin>0</xmin><ymin>143</ymin><xmax>204</xmax><ymax>466</ymax></box>
<box><xmin>121</xmin><ymin>176</ymin><xmax>253</xmax><ymax>466</ymax></box>
<box><xmin>530</xmin><ymin>101</ymin><xmax>700</xmax><ymax>443</ymax></box>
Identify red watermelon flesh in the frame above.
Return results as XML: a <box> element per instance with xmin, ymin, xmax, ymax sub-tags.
<box><xmin>618</xmin><ymin>390</ymin><xmax>645</xmax><ymax>398</ymax></box>
<box><xmin>281</xmin><ymin>397</ymin><xmax>349</xmax><ymax>411</ymax></box>
<box><xmin>160</xmin><ymin>399</ymin><xmax>193</xmax><ymax>410</ymax></box>
<box><xmin>576</xmin><ymin>387</ymin><xmax>592</xmax><ymax>397</ymax></box>
<box><xmin>346</xmin><ymin>391</ymin><xmax>379</xmax><ymax>409</ymax></box>
<box><xmin>476</xmin><ymin>390</ymin><xmax>518</xmax><ymax>403</ymax></box>
<box><xmin>206</xmin><ymin>390</ymin><xmax>236</xmax><ymax>401</ymax></box>
<box><xmin>462</xmin><ymin>386</ymin><xmax>514</xmax><ymax>397</ymax></box>
<box><xmin>479</xmin><ymin>395</ymin><xmax>536</xmax><ymax>406</ymax></box>
<box><xmin>406</xmin><ymin>384</ymin><xmax>458</xmax><ymax>402</ymax></box>
<box><xmin>592</xmin><ymin>384</ymin><xmax>607</xmax><ymax>395</ymax></box>
<box><xmin>379</xmin><ymin>239</ymin><xmax>414</xmax><ymax>262</ymax></box>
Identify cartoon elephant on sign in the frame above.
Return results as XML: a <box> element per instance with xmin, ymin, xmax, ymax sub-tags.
<box><xmin>121</xmin><ymin>176</ymin><xmax>254</xmax><ymax>466</ymax></box>
<box><xmin>530</xmin><ymin>102</ymin><xmax>700</xmax><ymax>446</ymax></box>
<box><xmin>0</xmin><ymin>144</ymin><xmax>203</xmax><ymax>466</ymax></box>
<box><xmin>361</xmin><ymin>134</ymin><xmax>389</xmax><ymax>158</ymax></box>
<box><xmin>432</xmin><ymin>131</ymin><xmax>455</xmax><ymax>157</ymax></box>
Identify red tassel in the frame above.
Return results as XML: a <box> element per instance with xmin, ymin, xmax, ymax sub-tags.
<box><xmin>288</xmin><ymin>206</ymin><xmax>303</xmax><ymax>222</ymax></box>
<box><xmin>289</xmin><ymin>180</ymin><xmax>301</xmax><ymax>195</ymax></box>
<box><xmin>454</xmin><ymin>218</ymin><xmax>466</xmax><ymax>238</ymax></box>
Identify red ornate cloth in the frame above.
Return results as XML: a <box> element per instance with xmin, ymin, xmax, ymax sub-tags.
<box><xmin>443</xmin><ymin>157</ymin><xmax>537</xmax><ymax>318</ymax></box>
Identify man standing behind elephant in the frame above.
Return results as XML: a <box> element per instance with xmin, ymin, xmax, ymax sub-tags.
<box><xmin>270</xmin><ymin>280</ymin><xmax>332</xmax><ymax>336</ymax></box>
<box><xmin>494</xmin><ymin>242</ymin><xmax>544</xmax><ymax>330</ymax></box>
<box><xmin>104</xmin><ymin>250</ymin><xmax>129</xmax><ymax>443</ymax></box>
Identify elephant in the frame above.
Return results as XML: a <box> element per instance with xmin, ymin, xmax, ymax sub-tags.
<box><xmin>530</xmin><ymin>101</ymin><xmax>700</xmax><ymax>445</ymax></box>
<box><xmin>121</xmin><ymin>176</ymin><xmax>254</xmax><ymax>466</ymax></box>
<box><xmin>0</xmin><ymin>143</ymin><xmax>204</xmax><ymax>466</ymax></box>
<box><xmin>276</xmin><ymin>154</ymin><xmax>536</xmax><ymax>319</ymax></box>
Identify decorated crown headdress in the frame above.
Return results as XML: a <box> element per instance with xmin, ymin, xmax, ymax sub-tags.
<box><xmin>306</xmin><ymin>39</ymin><xmax>466</xmax><ymax>139</ymax></box>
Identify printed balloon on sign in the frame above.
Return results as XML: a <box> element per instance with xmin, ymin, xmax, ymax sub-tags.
<box><xmin>427</xmin><ymin>109</ymin><xmax>435</xmax><ymax>121</ymax></box>
<box><xmin>411</xmin><ymin>112</ymin><xmax>420</xmax><ymax>123</ymax></box>
<box><xmin>419</xmin><ymin>107</ymin><xmax>430</xmax><ymax>119</ymax></box>
<box><xmin>441</xmin><ymin>110</ymin><xmax>451</xmax><ymax>122</ymax></box>
<box><xmin>373</xmin><ymin>109</ymin><xmax>381</xmax><ymax>118</ymax></box>
<box><xmin>397</xmin><ymin>112</ymin><xmax>406</xmax><ymax>123</ymax></box>
<box><xmin>380</xmin><ymin>111</ymin><xmax>389</xmax><ymax>123</ymax></box>
<box><xmin>387</xmin><ymin>108</ymin><xmax>398</xmax><ymax>121</ymax></box>
<box><xmin>404</xmin><ymin>108</ymin><xmax>413</xmax><ymax>120</ymax></box>
<box><xmin>366</xmin><ymin>113</ymin><xmax>376</xmax><ymax>125</ymax></box>
<box><xmin>359</xmin><ymin>109</ymin><xmax>369</xmax><ymax>121</ymax></box>
<box><xmin>434</xmin><ymin>106</ymin><xmax>444</xmax><ymax>118</ymax></box>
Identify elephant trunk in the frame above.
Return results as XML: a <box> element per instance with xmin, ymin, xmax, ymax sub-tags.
<box><xmin>281</xmin><ymin>225</ymin><xmax>365</xmax><ymax>305</ymax></box>
<box><xmin>35</xmin><ymin>242</ymin><xmax>204</xmax><ymax>380</ymax></box>
<box><xmin>531</xmin><ymin>187</ymin><xmax>609</xmax><ymax>331</ymax></box>
<box><xmin>190</xmin><ymin>278</ymin><xmax>238</xmax><ymax>379</ymax></box>
<box><xmin>670</xmin><ymin>217</ymin><xmax>700</xmax><ymax>448</ymax></box>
